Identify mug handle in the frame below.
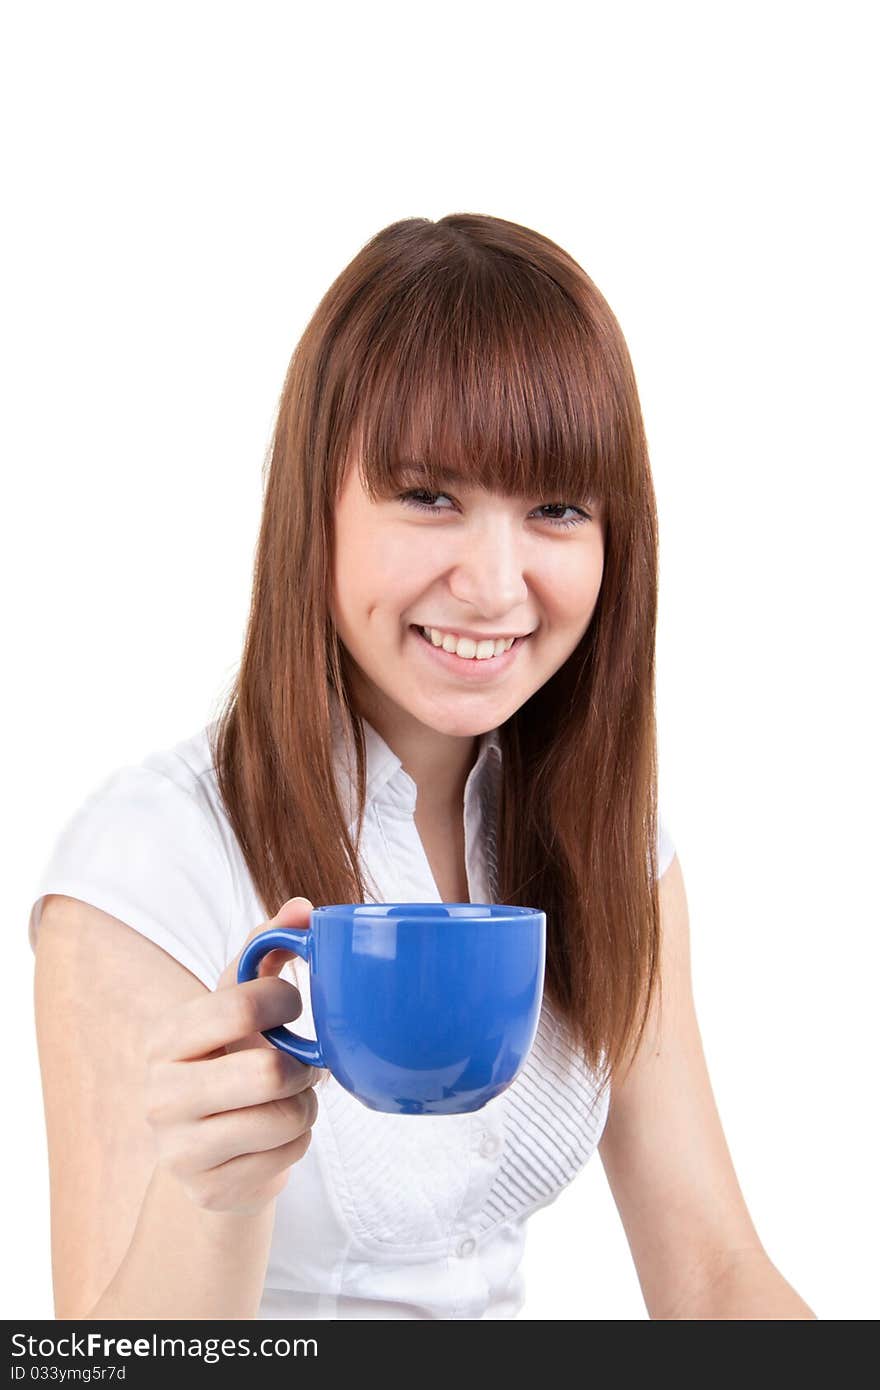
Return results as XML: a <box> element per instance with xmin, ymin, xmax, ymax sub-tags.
<box><xmin>236</xmin><ymin>927</ymin><xmax>326</xmax><ymax>1068</ymax></box>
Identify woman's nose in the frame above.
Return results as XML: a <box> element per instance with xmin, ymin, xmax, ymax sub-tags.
<box><xmin>446</xmin><ymin>525</ymin><xmax>529</xmax><ymax>617</ymax></box>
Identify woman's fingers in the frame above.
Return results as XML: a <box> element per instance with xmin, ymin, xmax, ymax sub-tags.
<box><xmin>165</xmin><ymin>1088</ymin><xmax>319</xmax><ymax>1175</ymax></box>
<box><xmin>147</xmin><ymin>975</ymin><xmax>303</xmax><ymax>1063</ymax></box>
<box><xmin>151</xmin><ymin>1044</ymin><xmax>320</xmax><ymax>1122</ymax></box>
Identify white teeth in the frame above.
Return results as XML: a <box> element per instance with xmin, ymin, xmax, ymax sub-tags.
<box><xmin>422</xmin><ymin>627</ymin><xmax>515</xmax><ymax>659</ymax></box>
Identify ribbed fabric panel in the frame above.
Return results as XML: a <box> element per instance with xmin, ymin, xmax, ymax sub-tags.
<box><xmin>473</xmin><ymin>745</ymin><xmax>610</xmax><ymax>1234</ymax></box>
<box><xmin>475</xmin><ymin>1001</ymin><xmax>610</xmax><ymax>1233</ymax></box>
<box><xmin>481</xmin><ymin>743</ymin><xmax>501</xmax><ymax>904</ymax></box>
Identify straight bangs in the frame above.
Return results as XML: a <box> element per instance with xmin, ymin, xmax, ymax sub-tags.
<box><xmin>337</xmin><ymin>258</ymin><xmax>624</xmax><ymax>515</ymax></box>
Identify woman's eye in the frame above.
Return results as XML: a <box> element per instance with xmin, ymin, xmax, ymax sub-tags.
<box><xmin>398</xmin><ymin>489</ymin><xmax>455</xmax><ymax>513</ymax></box>
<box><xmin>397</xmin><ymin>490</ymin><xmax>592</xmax><ymax>529</ymax></box>
<box><xmin>535</xmin><ymin>503</ymin><xmax>592</xmax><ymax>529</ymax></box>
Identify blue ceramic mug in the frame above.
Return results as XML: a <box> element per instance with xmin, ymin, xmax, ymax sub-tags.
<box><xmin>237</xmin><ymin>902</ymin><xmax>546</xmax><ymax>1115</ymax></box>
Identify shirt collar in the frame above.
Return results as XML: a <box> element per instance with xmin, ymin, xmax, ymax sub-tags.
<box><xmin>329</xmin><ymin>686</ymin><xmax>502</xmax><ymax>822</ymax></box>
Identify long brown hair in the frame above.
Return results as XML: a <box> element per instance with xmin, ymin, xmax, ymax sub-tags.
<box><xmin>209</xmin><ymin>213</ymin><xmax>662</xmax><ymax>1095</ymax></box>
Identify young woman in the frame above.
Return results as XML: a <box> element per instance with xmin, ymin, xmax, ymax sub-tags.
<box><xmin>30</xmin><ymin>213</ymin><xmax>815</xmax><ymax>1320</ymax></box>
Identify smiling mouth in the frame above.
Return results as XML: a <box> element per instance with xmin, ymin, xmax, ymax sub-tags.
<box><xmin>410</xmin><ymin>624</ymin><xmax>528</xmax><ymax>663</ymax></box>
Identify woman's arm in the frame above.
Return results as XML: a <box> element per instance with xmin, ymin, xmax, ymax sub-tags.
<box><xmin>87</xmin><ymin>1165</ymin><xmax>276</xmax><ymax>1320</ymax></box>
<box><xmin>598</xmin><ymin>855</ymin><xmax>817</xmax><ymax>1320</ymax></box>
<box><xmin>34</xmin><ymin>896</ymin><xmax>277</xmax><ymax>1319</ymax></box>
<box><xmin>661</xmin><ymin>1248</ymin><xmax>816</xmax><ymax>1320</ymax></box>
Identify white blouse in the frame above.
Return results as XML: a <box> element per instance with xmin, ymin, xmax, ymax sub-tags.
<box><xmin>29</xmin><ymin>702</ymin><xmax>676</xmax><ymax>1319</ymax></box>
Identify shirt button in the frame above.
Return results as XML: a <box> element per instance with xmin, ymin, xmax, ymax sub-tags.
<box><xmin>479</xmin><ymin>1133</ymin><xmax>500</xmax><ymax>1158</ymax></box>
<box><xmin>456</xmin><ymin>1235</ymin><xmax>476</xmax><ymax>1258</ymax></box>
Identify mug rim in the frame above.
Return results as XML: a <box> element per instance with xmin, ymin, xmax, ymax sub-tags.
<box><xmin>311</xmin><ymin>902</ymin><xmax>543</xmax><ymax>924</ymax></box>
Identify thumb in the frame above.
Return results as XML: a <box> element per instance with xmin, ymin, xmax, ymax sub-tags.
<box><xmin>218</xmin><ymin>895</ymin><xmax>314</xmax><ymax>990</ymax></box>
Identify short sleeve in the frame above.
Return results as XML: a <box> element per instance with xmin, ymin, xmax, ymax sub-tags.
<box><xmin>28</xmin><ymin>765</ymin><xmax>234</xmax><ymax>990</ymax></box>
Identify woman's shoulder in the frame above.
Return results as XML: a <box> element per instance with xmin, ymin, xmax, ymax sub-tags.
<box><xmin>65</xmin><ymin>720</ymin><xmax>236</xmax><ymax>851</ymax></box>
<box><xmin>136</xmin><ymin>720</ymin><xmax>226</xmax><ymax>827</ymax></box>
<box><xmin>29</xmin><ymin>722</ymin><xmax>235</xmax><ymax>989</ymax></box>
<box><xmin>142</xmin><ymin>722</ymin><xmax>215</xmax><ymax>781</ymax></box>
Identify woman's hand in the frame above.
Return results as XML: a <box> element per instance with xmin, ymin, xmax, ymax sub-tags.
<box><xmin>143</xmin><ymin>896</ymin><xmax>323</xmax><ymax>1215</ymax></box>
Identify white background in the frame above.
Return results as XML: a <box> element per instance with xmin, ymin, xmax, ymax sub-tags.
<box><xmin>3</xmin><ymin>1</ymin><xmax>877</xmax><ymax>1321</ymax></box>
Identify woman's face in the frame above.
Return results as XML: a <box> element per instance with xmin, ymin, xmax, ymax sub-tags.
<box><xmin>330</xmin><ymin>457</ymin><xmax>605</xmax><ymax>739</ymax></box>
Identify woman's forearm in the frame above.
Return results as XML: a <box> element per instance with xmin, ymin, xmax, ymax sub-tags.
<box><xmin>663</xmin><ymin>1250</ymin><xmax>817</xmax><ymax>1320</ymax></box>
<box><xmin>81</xmin><ymin>1166</ymin><xmax>277</xmax><ymax>1321</ymax></box>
